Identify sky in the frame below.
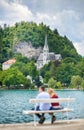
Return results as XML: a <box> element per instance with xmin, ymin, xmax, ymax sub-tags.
<box><xmin>0</xmin><ymin>0</ymin><xmax>84</xmax><ymax>56</ymax></box>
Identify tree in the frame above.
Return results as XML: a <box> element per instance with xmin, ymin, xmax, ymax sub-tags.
<box><xmin>25</xmin><ymin>61</ymin><xmax>38</xmax><ymax>79</ymax></box>
<box><xmin>40</xmin><ymin>62</ymin><xmax>52</xmax><ymax>78</ymax></box>
<box><xmin>0</xmin><ymin>27</ymin><xmax>3</xmax><ymax>63</ymax></box>
<box><xmin>0</xmin><ymin>68</ymin><xmax>31</xmax><ymax>89</ymax></box>
<box><xmin>56</xmin><ymin>81</ymin><xmax>62</xmax><ymax>89</ymax></box>
<box><xmin>49</xmin><ymin>62</ymin><xmax>56</xmax><ymax>78</ymax></box>
<box><xmin>53</xmin><ymin>28</ymin><xmax>59</xmax><ymax>35</ymax></box>
<box><xmin>81</xmin><ymin>80</ymin><xmax>84</xmax><ymax>90</ymax></box>
<box><xmin>55</xmin><ymin>62</ymin><xmax>77</xmax><ymax>86</ymax></box>
<box><xmin>76</xmin><ymin>59</ymin><xmax>84</xmax><ymax>78</ymax></box>
<box><xmin>44</xmin><ymin>71</ymin><xmax>51</xmax><ymax>83</ymax></box>
<box><xmin>34</xmin><ymin>76</ymin><xmax>42</xmax><ymax>87</ymax></box>
<box><xmin>11</xmin><ymin>61</ymin><xmax>26</xmax><ymax>74</ymax></box>
<box><xmin>71</xmin><ymin>75</ymin><xmax>82</xmax><ymax>89</ymax></box>
<box><xmin>14</xmin><ymin>53</ymin><xmax>30</xmax><ymax>64</ymax></box>
<box><xmin>0</xmin><ymin>64</ymin><xmax>2</xmax><ymax>71</ymax></box>
<box><xmin>63</xmin><ymin>57</ymin><xmax>77</xmax><ymax>64</ymax></box>
<box><xmin>48</xmin><ymin>78</ymin><xmax>57</xmax><ymax>88</ymax></box>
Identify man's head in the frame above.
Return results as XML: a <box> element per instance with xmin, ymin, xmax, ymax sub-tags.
<box><xmin>39</xmin><ymin>85</ymin><xmax>45</xmax><ymax>93</ymax></box>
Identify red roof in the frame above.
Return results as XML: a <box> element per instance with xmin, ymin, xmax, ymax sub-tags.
<box><xmin>3</xmin><ymin>59</ymin><xmax>16</xmax><ymax>65</ymax></box>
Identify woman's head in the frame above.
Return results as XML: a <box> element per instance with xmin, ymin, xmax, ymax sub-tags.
<box><xmin>47</xmin><ymin>88</ymin><xmax>56</xmax><ymax>96</ymax></box>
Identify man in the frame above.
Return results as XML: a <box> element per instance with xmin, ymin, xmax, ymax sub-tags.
<box><xmin>35</xmin><ymin>85</ymin><xmax>51</xmax><ymax>124</ymax></box>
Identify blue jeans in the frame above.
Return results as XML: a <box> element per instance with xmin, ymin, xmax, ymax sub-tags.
<box><xmin>50</xmin><ymin>106</ymin><xmax>63</xmax><ymax>110</ymax></box>
<box><xmin>32</xmin><ymin>106</ymin><xmax>44</xmax><ymax>118</ymax></box>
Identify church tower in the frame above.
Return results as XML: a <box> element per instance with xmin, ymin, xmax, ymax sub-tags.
<box><xmin>43</xmin><ymin>35</ymin><xmax>49</xmax><ymax>65</ymax></box>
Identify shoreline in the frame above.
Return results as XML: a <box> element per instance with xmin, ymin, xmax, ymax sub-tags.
<box><xmin>0</xmin><ymin>87</ymin><xmax>83</xmax><ymax>91</ymax></box>
<box><xmin>0</xmin><ymin>119</ymin><xmax>84</xmax><ymax>130</ymax></box>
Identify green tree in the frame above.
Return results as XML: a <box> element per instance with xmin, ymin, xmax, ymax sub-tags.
<box><xmin>14</xmin><ymin>53</ymin><xmax>30</xmax><ymax>64</ymax></box>
<box><xmin>40</xmin><ymin>62</ymin><xmax>52</xmax><ymax>78</ymax></box>
<box><xmin>76</xmin><ymin>59</ymin><xmax>84</xmax><ymax>78</ymax></box>
<box><xmin>55</xmin><ymin>62</ymin><xmax>77</xmax><ymax>86</ymax></box>
<box><xmin>0</xmin><ymin>64</ymin><xmax>2</xmax><ymax>71</ymax></box>
<box><xmin>11</xmin><ymin>61</ymin><xmax>26</xmax><ymax>74</ymax></box>
<box><xmin>0</xmin><ymin>68</ymin><xmax>31</xmax><ymax>89</ymax></box>
<box><xmin>0</xmin><ymin>27</ymin><xmax>3</xmax><ymax>63</ymax></box>
<box><xmin>81</xmin><ymin>80</ymin><xmax>84</xmax><ymax>90</ymax></box>
<box><xmin>53</xmin><ymin>28</ymin><xmax>59</xmax><ymax>35</ymax></box>
<box><xmin>34</xmin><ymin>76</ymin><xmax>42</xmax><ymax>87</ymax></box>
<box><xmin>71</xmin><ymin>75</ymin><xmax>82</xmax><ymax>89</ymax></box>
<box><xmin>63</xmin><ymin>57</ymin><xmax>77</xmax><ymax>64</ymax></box>
<box><xmin>56</xmin><ymin>81</ymin><xmax>62</xmax><ymax>89</ymax></box>
<box><xmin>26</xmin><ymin>61</ymin><xmax>37</xmax><ymax>79</ymax></box>
<box><xmin>48</xmin><ymin>78</ymin><xmax>57</xmax><ymax>88</ymax></box>
<box><xmin>44</xmin><ymin>71</ymin><xmax>51</xmax><ymax>83</ymax></box>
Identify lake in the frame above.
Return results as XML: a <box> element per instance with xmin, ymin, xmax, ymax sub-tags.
<box><xmin>0</xmin><ymin>90</ymin><xmax>84</xmax><ymax>124</ymax></box>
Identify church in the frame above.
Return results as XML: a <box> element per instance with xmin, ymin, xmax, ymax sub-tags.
<box><xmin>36</xmin><ymin>35</ymin><xmax>62</xmax><ymax>69</ymax></box>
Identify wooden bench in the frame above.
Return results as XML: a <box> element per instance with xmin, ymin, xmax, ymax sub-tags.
<box><xmin>23</xmin><ymin>98</ymin><xmax>75</xmax><ymax>126</ymax></box>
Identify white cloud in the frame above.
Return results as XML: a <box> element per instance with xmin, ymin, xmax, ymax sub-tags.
<box><xmin>0</xmin><ymin>0</ymin><xmax>33</xmax><ymax>25</ymax></box>
<box><xmin>50</xmin><ymin>10</ymin><xmax>82</xmax><ymax>41</ymax></box>
<box><xmin>74</xmin><ymin>41</ymin><xmax>84</xmax><ymax>56</ymax></box>
<box><xmin>9</xmin><ymin>3</ymin><xmax>33</xmax><ymax>20</ymax></box>
<box><xmin>35</xmin><ymin>10</ymin><xmax>84</xmax><ymax>41</ymax></box>
<box><xmin>79</xmin><ymin>22</ymin><xmax>84</xmax><ymax>38</ymax></box>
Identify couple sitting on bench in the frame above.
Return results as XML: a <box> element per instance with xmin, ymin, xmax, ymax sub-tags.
<box><xmin>32</xmin><ymin>85</ymin><xmax>63</xmax><ymax>124</ymax></box>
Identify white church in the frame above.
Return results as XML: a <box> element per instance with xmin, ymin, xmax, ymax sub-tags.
<box><xmin>36</xmin><ymin>35</ymin><xmax>62</xmax><ymax>69</ymax></box>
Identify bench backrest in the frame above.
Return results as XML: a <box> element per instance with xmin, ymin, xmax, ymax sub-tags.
<box><xmin>29</xmin><ymin>98</ymin><xmax>75</xmax><ymax>104</ymax></box>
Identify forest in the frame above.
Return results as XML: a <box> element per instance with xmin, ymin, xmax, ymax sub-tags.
<box><xmin>0</xmin><ymin>21</ymin><xmax>84</xmax><ymax>90</ymax></box>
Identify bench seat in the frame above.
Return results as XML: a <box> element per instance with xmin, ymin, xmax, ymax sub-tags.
<box><xmin>23</xmin><ymin>108</ymin><xmax>73</xmax><ymax>114</ymax></box>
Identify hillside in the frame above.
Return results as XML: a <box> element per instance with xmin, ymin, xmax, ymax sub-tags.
<box><xmin>0</xmin><ymin>21</ymin><xmax>81</xmax><ymax>63</ymax></box>
<box><xmin>0</xmin><ymin>22</ymin><xmax>84</xmax><ymax>89</ymax></box>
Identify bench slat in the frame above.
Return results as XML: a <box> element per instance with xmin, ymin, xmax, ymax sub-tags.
<box><xmin>23</xmin><ymin>108</ymin><xmax>74</xmax><ymax>114</ymax></box>
<box><xmin>29</xmin><ymin>98</ymin><xmax>75</xmax><ymax>103</ymax></box>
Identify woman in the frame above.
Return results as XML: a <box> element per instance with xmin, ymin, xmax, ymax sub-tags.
<box><xmin>47</xmin><ymin>88</ymin><xmax>63</xmax><ymax>124</ymax></box>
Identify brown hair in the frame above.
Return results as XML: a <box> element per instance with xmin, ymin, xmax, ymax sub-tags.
<box><xmin>39</xmin><ymin>85</ymin><xmax>45</xmax><ymax>91</ymax></box>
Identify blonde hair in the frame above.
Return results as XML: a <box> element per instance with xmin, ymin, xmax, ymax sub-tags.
<box><xmin>47</xmin><ymin>88</ymin><xmax>56</xmax><ymax>97</ymax></box>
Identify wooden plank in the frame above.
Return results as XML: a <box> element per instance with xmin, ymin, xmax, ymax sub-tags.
<box><xmin>29</xmin><ymin>98</ymin><xmax>75</xmax><ymax>104</ymax></box>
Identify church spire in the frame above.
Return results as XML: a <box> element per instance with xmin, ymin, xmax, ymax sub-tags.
<box><xmin>43</xmin><ymin>35</ymin><xmax>49</xmax><ymax>52</ymax></box>
<box><xmin>43</xmin><ymin>35</ymin><xmax>49</xmax><ymax>65</ymax></box>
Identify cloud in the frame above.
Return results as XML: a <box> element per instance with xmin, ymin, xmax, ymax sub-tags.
<box><xmin>52</xmin><ymin>10</ymin><xmax>84</xmax><ymax>42</ymax></box>
<box><xmin>0</xmin><ymin>0</ymin><xmax>33</xmax><ymax>25</ymax></box>
<box><xmin>35</xmin><ymin>10</ymin><xmax>84</xmax><ymax>40</ymax></box>
<box><xmin>74</xmin><ymin>41</ymin><xmax>84</xmax><ymax>56</ymax></box>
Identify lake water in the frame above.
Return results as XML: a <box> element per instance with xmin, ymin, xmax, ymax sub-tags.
<box><xmin>0</xmin><ymin>90</ymin><xmax>84</xmax><ymax>124</ymax></box>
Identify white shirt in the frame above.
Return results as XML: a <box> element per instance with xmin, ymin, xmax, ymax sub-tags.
<box><xmin>36</xmin><ymin>92</ymin><xmax>51</xmax><ymax>110</ymax></box>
